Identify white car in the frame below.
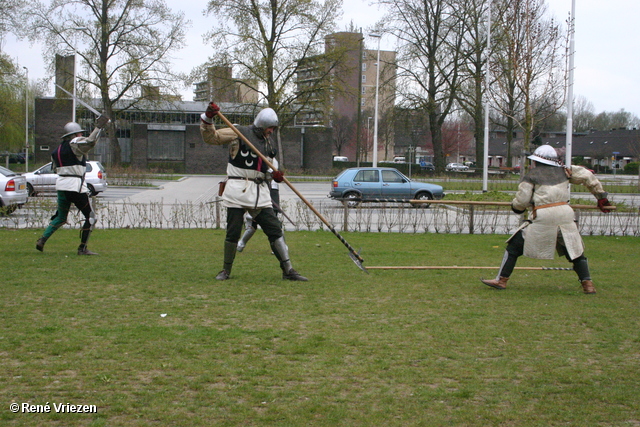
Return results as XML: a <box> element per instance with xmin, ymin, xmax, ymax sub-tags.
<box><xmin>24</xmin><ymin>161</ymin><xmax>108</xmax><ymax>196</ymax></box>
<box><xmin>0</xmin><ymin>166</ymin><xmax>28</xmax><ymax>215</ymax></box>
<box><xmin>446</xmin><ymin>162</ymin><xmax>469</xmax><ymax>172</ymax></box>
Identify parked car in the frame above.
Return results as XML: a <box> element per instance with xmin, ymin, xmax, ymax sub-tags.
<box><xmin>6</xmin><ymin>153</ymin><xmax>26</xmax><ymax>164</ymax></box>
<box><xmin>419</xmin><ymin>160</ymin><xmax>435</xmax><ymax>171</ymax></box>
<box><xmin>333</xmin><ymin>156</ymin><xmax>349</xmax><ymax>162</ymax></box>
<box><xmin>0</xmin><ymin>166</ymin><xmax>28</xmax><ymax>215</ymax></box>
<box><xmin>329</xmin><ymin>167</ymin><xmax>444</xmax><ymax>207</ymax></box>
<box><xmin>446</xmin><ymin>162</ymin><xmax>469</xmax><ymax>172</ymax></box>
<box><xmin>23</xmin><ymin>161</ymin><xmax>108</xmax><ymax>196</ymax></box>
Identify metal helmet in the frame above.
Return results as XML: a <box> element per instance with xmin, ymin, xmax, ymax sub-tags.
<box><xmin>528</xmin><ymin>144</ymin><xmax>560</xmax><ymax>167</ymax></box>
<box><xmin>62</xmin><ymin>122</ymin><xmax>86</xmax><ymax>139</ymax></box>
<box><xmin>253</xmin><ymin>108</ymin><xmax>279</xmax><ymax>129</ymax></box>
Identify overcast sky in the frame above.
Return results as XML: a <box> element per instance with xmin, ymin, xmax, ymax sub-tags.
<box><xmin>3</xmin><ymin>0</ymin><xmax>638</xmax><ymax>116</ymax></box>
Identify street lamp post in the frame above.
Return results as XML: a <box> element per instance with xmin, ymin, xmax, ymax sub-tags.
<box><xmin>367</xmin><ymin>116</ymin><xmax>373</xmax><ymax>161</ymax></box>
<box><xmin>369</xmin><ymin>33</ymin><xmax>381</xmax><ymax>168</ymax></box>
<box><xmin>23</xmin><ymin>66</ymin><xmax>29</xmax><ymax>172</ymax></box>
<box><xmin>72</xmin><ymin>53</ymin><xmax>78</xmax><ymax>123</ymax></box>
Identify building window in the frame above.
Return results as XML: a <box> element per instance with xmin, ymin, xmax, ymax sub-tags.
<box><xmin>148</xmin><ymin>129</ymin><xmax>185</xmax><ymax>160</ymax></box>
<box><xmin>362</xmin><ymin>63</ymin><xmax>367</xmax><ymax>71</ymax></box>
<box><xmin>362</xmin><ymin>75</ymin><xmax>366</xmax><ymax>83</ymax></box>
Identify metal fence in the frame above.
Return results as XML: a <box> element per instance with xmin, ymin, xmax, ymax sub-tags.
<box><xmin>3</xmin><ymin>198</ymin><xmax>639</xmax><ymax>237</ymax></box>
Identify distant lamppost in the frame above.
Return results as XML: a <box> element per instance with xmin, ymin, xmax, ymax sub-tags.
<box><xmin>369</xmin><ymin>33</ymin><xmax>381</xmax><ymax>167</ymax></box>
<box><xmin>367</xmin><ymin>116</ymin><xmax>373</xmax><ymax>159</ymax></box>
<box><xmin>23</xmin><ymin>66</ymin><xmax>29</xmax><ymax>172</ymax></box>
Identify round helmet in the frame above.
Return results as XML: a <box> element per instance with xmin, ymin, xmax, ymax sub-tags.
<box><xmin>253</xmin><ymin>108</ymin><xmax>279</xmax><ymax>129</ymax></box>
<box><xmin>62</xmin><ymin>122</ymin><xmax>86</xmax><ymax>139</ymax></box>
<box><xmin>528</xmin><ymin>144</ymin><xmax>560</xmax><ymax>166</ymax></box>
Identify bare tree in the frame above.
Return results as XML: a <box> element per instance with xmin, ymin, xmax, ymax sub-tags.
<box><xmin>26</xmin><ymin>0</ymin><xmax>189</xmax><ymax>165</ymax></box>
<box><xmin>490</xmin><ymin>0</ymin><xmax>567</xmax><ymax>167</ymax></box>
<box><xmin>379</xmin><ymin>0</ymin><xmax>467</xmax><ymax>173</ymax></box>
<box><xmin>572</xmin><ymin>95</ymin><xmax>595</xmax><ymax>132</ymax></box>
<box><xmin>455</xmin><ymin>0</ymin><xmax>491</xmax><ymax>169</ymax></box>
<box><xmin>0</xmin><ymin>0</ymin><xmax>22</xmax><ymax>36</ymax></box>
<box><xmin>331</xmin><ymin>113</ymin><xmax>355</xmax><ymax>157</ymax></box>
<box><xmin>441</xmin><ymin>118</ymin><xmax>473</xmax><ymax>163</ymax></box>
<box><xmin>592</xmin><ymin>109</ymin><xmax>640</xmax><ymax>131</ymax></box>
<box><xmin>202</xmin><ymin>0</ymin><xmax>342</xmax><ymax>119</ymax></box>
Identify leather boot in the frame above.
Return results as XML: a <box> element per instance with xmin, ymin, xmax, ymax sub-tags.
<box><xmin>282</xmin><ymin>268</ymin><xmax>308</xmax><ymax>282</ymax></box>
<box><xmin>481</xmin><ymin>276</ymin><xmax>509</xmax><ymax>290</ymax></box>
<box><xmin>36</xmin><ymin>237</ymin><xmax>48</xmax><ymax>252</ymax></box>
<box><xmin>78</xmin><ymin>245</ymin><xmax>99</xmax><ymax>255</ymax></box>
<box><xmin>217</xmin><ymin>241</ymin><xmax>237</xmax><ymax>280</ymax></box>
<box><xmin>270</xmin><ymin>237</ymin><xmax>308</xmax><ymax>281</ymax></box>
<box><xmin>216</xmin><ymin>270</ymin><xmax>230</xmax><ymax>280</ymax></box>
<box><xmin>581</xmin><ymin>280</ymin><xmax>596</xmax><ymax>294</ymax></box>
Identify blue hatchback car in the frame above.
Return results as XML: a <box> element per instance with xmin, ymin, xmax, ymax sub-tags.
<box><xmin>329</xmin><ymin>167</ymin><xmax>444</xmax><ymax>207</ymax></box>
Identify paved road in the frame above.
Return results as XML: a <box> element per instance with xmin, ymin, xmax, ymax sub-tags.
<box><xmin>100</xmin><ymin>175</ymin><xmax>640</xmax><ymax>206</ymax></box>
<box><xmin>101</xmin><ymin>176</ymin><xmax>337</xmax><ymax>206</ymax></box>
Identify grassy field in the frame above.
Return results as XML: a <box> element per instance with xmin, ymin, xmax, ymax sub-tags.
<box><xmin>2</xmin><ymin>229</ymin><xmax>639</xmax><ymax>426</ymax></box>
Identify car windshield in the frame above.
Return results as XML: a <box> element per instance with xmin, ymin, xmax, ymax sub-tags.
<box><xmin>39</xmin><ymin>163</ymin><xmax>54</xmax><ymax>174</ymax></box>
<box><xmin>0</xmin><ymin>166</ymin><xmax>16</xmax><ymax>176</ymax></box>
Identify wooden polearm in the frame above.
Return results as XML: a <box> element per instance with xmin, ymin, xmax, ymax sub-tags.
<box><xmin>367</xmin><ymin>266</ymin><xmax>574</xmax><ymax>271</ymax></box>
<box><xmin>215</xmin><ymin>111</ymin><xmax>367</xmax><ymax>272</ymax></box>
<box><xmin>408</xmin><ymin>200</ymin><xmax>616</xmax><ymax>210</ymax></box>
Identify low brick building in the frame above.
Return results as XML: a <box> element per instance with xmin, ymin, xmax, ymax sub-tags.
<box><xmin>34</xmin><ymin>97</ymin><xmax>333</xmax><ymax>174</ymax></box>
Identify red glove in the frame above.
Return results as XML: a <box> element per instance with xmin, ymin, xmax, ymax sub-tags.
<box><xmin>597</xmin><ymin>198</ymin><xmax>612</xmax><ymax>213</ymax></box>
<box><xmin>272</xmin><ymin>170</ymin><xmax>284</xmax><ymax>183</ymax></box>
<box><xmin>205</xmin><ymin>102</ymin><xmax>220</xmax><ymax>118</ymax></box>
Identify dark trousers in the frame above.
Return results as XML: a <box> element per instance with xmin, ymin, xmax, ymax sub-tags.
<box><xmin>226</xmin><ymin>207</ymin><xmax>283</xmax><ymax>244</ymax></box>
<box><xmin>500</xmin><ymin>230</ymin><xmax>591</xmax><ymax>281</ymax></box>
<box><xmin>43</xmin><ymin>191</ymin><xmax>93</xmax><ymax>243</ymax></box>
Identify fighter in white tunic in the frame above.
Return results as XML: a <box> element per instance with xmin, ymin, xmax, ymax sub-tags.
<box><xmin>36</xmin><ymin>115</ymin><xmax>109</xmax><ymax>255</ymax></box>
<box><xmin>200</xmin><ymin>102</ymin><xmax>307</xmax><ymax>281</ymax></box>
<box><xmin>481</xmin><ymin>145</ymin><xmax>612</xmax><ymax>294</ymax></box>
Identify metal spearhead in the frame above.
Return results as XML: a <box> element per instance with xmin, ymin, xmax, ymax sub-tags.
<box><xmin>348</xmin><ymin>248</ymin><xmax>368</xmax><ymax>273</ymax></box>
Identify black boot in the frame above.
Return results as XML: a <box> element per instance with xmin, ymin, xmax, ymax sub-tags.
<box><xmin>270</xmin><ymin>237</ymin><xmax>308</xmax><ymax>281</ymax></box>
<box><xmin>36</xmin><ymin>237</ymin><xmax>48</xmax><ymax>252</ymax></box>
<box><xmin>217</xmin><ymin>241</ymin><xmax>237</xmax><ymax>280</ymax></box>
<box><xmin>77</xmin><ymin>245</ymin><xmax>99</xmax><ymax>255</ymax></box>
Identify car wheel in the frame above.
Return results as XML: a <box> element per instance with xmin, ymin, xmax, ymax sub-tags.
<box><xmin>343</xmin><ymin>192</ymin><xmax>361</xmax><ymax>208</ymax></box>
<box><xmin>87</xmin><ymin>184</ymin><xmax>97</xmax><ymax>196</ymax></box>
<box><xmin>411</xmin><ymin>192</ymin><xmax>433</xmax><ymax>208</ymax></box>
<box><xmin>27</xmin><ymin>183</ymin><xmax>36</xmax><ymax>197</ymax></box>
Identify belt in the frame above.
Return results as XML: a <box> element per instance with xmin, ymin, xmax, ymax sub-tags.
<box><xmin>227</xmin><ymin>176</ymin><xmax>267</xmax><ymax>209</ymax></box>
<box><xmin>228</xmin><ymin>176</ymin><xmax>266</xmax><ymax>185</ymax></box>
<box><xmin>531</xmin><ymin>201</ymin><xmax>568</xmax><ymax>219</ymax></box>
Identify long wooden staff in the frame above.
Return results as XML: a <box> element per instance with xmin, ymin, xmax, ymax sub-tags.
<box><xmin>215</xmin><ymin>111</ymin><xmax>367</xmax><ymax>272</ymax></box>
<box><xmin>367</xmin><ymin>266</ymin><xmax>573</xmax><ymax>271</ymax></box>
<box><xmin>408</xmin><ymin>200</ymin><xmax>616</xmax><ymax>210</ymax></box>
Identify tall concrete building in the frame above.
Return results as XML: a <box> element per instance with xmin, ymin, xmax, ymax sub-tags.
<box><xmin>295</xmin><ymin>32</ymin><xmax>396</xmax><ymax>161</ymax></box>
<box><xmin>193</xmin><ymin>66</ymin><xmax>259</xmax><ymax>104</ymax></box>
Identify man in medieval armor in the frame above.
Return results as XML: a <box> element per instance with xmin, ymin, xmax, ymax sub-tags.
<box><xmin>36</xmin><ymin>115</ymin><xmax>109</xmax><ymax>255</ymax></box>
<box><xmin>200</xmin><ymin>102</ymin><xmax>307</xmax><ymax>281</ymax></box>
<box><xmin>481</xmin><ymin>144</ymin><xmax>612</xmax><ymax>294</ymax></box>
